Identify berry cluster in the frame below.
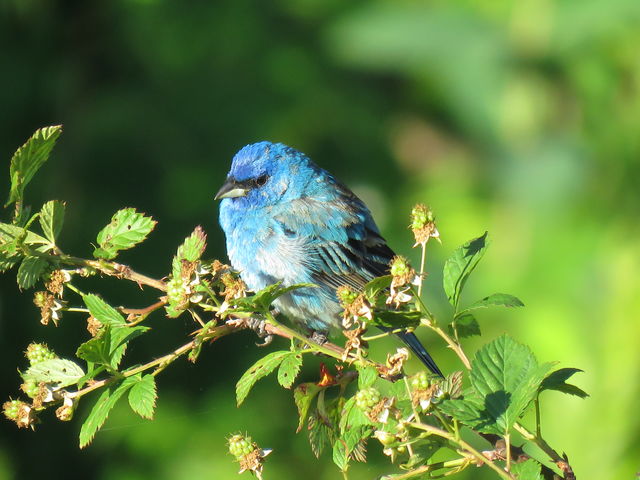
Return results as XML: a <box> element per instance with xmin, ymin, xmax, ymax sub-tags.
<box><xmin>25</xmin><ymin>343</ymin><xmax>56</xmax><ymax>365</ymax></box>
<box><xmin>355</xmin><ymin>387</ymin><xmax>381</xmax><ymax>412</ymax></box>
<box><xmin>228</xmin><ymin>434</ymin><xmax>255</xmax><ymax>460</ymax></box>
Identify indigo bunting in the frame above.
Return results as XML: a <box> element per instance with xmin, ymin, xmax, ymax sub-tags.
<box><xmin>215</xmin><ymin>142</ymin><xmax>443</xmax><ymax>377</ymax></box>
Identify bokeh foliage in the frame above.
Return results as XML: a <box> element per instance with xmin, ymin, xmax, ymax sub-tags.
<box><xmin>0</xmin><ymin>1</ymin><xmax>638</xmax><ymax>479</ymax></box>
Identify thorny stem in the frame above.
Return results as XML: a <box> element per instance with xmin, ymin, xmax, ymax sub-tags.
<box><xmin>59</xmin><ymin>254</ymin><xmax>167</xmax><ymax>292</ymax></box>
<box><xmin>407</xmin><ymin>422</ymin><xmax>516</xmax><ymax>480</ymax></box>
<box><xmin>505</xmin><ymin>433</ymin><xmax>511</xmax><ymax>472</ymax></box>
<box><xmin>413</xmin><ymin>294</ymin><xmax>472</xmax><ymax>370</ymax></box>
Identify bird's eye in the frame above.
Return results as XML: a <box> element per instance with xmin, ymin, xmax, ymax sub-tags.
<box><xmin>254</xmin><ymin>175</ymin><xmax>268</xmax><ymax>187</ymax></box>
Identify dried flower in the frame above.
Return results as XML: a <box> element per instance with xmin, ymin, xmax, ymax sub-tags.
<box><xmin>45</xmin><ymin>269</ymin><xmax>71</xmax><ymax>297</ymax></box>
<box><xmin>33</xmin><ymin>291</ymin><xmax>65</xmax><ymax>326</ymax></box>
<box><xmin>337</xmin><ymin>286</ymin><xmax>372</xmax><ymax>329</ymax></box>
<box><xmin>386</xmin><ymin>347</ymin><xmax>410</xmax><ymax>376</ymax></box>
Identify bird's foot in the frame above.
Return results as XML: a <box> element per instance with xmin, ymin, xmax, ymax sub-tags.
<box><xmin>308</xmin><ymin>330</ymin><xmax>329</xmax><ymax>346</ymax></box>
<box><xmin>245</xmin><ymin>317</ymin><xmax>274</xmax><ymax>347</ymax></box>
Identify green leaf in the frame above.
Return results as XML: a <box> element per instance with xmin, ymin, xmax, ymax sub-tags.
<box><xmin>23</xmin><ymin>358</ymin><xmax>85</xmax><ymax>388</ymax></box>
<box><xmin>363</xmin><ymin>275</ymin><xmax>392</xmax><ymax>302</ymax></box>
<box><xmin>294</xmin><ymin>382</ymin><xmax>322</xmax><ymax>432</ymax></box>
<box><xmin>448</xmin><ymin>313</ymin><xmax>481</xmax><ymax>339</ymax></box>
<box><xmin>83</xmin><ymin>294</ymin><xmax>126</xmax><ymax>326</ymax></box>
<box><xmin>76</xmin><ymin>337</ymin><xmax>110</xmax><ymax>365</ymax></box>
<box><xmin>39</xmin><ymin>200</ymin><xmax>65</xmax><ymax>244</ymax></box>
<box><xmin>438</xmin><ymin>395</ymin><xmax>501</xmax><ymax>434</ymax></box>
<box><xmin>308</xmin><ymin>411</ymin><xmax>333</xmax><ymax>458</ymax></box>
<box><xmin>356</xmin><ymin>365</ymin><xmax>378</xmax><ymax>389</ymax></box>
<box><xmin>332</xmin><ymin>438</ymin><xmax>349</xmax><ymax>471</ymax></box>
<box><xmin>236</xmin><ymin>350</ymin><xmax>290</xmax><ymax>406</ymax></box>
<box><xmin>277</xmin><ymin>353</ymin><xmax>303</xmax><ymax>389</ymax></box>
<box><xmin>370</xmin><ymin>310</ymin><xmax>421</xmax><ymax>329</ymax></box>
<box><xmin>470</xmin><ymin>335</ymin><xmax>555</xmax><ymax>432</ymax></box>
<box><xmin>443</xmin><ymin>232</ymin><xmax>489</xmax><ymax>308</ymax></box>
<box><xmin>511</xmin><ymin>459</ymin><xmax>543</xmax><ymax>480</ymax></box>
<box><xmin>0</xmin><ymin>249</ymin><xmax>21</xmax><ymax>272</ymax></box>
<box><xmin>338</xmin><ymin>396</ymin><xmax>372</xmax><ymax>434</ymax></box>
<box><xmin>540</xmin><ymin>368</ymin><xmax>588</xmax><ymax>398</ymax></box>
<box><xmin>128</xmin><ymin>374</ymin><xmax>157</xmax><ymax>419</ymax></box>
<box><xmin>93</xmin><ymin>208</ymin><xmax>157</xmax><ymax>260</ymax></box>
<box><xmin>253</xmin><ymin>283</ymin><xmax>317</xmax><ymax>311</ymax></box>
<box><xmin>176</xmin><ymin>226</ymin><xmax>207</xmax><ymax>262</ymax></box>
<box><xmin>79</xmin><ymin>377</ymin><xmax>136</xmax><ymax>448</ymax></box>
<box><xmin>76</xmin><ymin>300</ymin><xmax>147</xmax><ymax>369</ymax></box>
<box><xmin>7</xmin><ymin>126</ymin><xmax>62</xmax><ymax>207</ymax></box>
<box><xmin>108</xmin><ymin>325</ymin><xmax>149</xmax><ymax>369</ymax></box>
<box><xmin>458</xmin><ymin>293</ymin><xmax>524</xmax><ymax>316</ymax></box>
<box><xmin>17</xmin><ymin>256</ymin><xmax>48</xmax><ymax>289</ymax></box>
<box><xmin>0</xmin><ymin>223</ymin><xmax>51</xmax><ymax>247</ymax></box>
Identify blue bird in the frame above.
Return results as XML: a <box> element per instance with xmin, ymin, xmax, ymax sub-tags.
<box><xmin>215</xmin><ymin>142</ymin><xmax>443</xmax><ymax>377</ymax></box>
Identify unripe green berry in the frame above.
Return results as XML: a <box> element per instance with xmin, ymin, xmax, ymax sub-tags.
<box><xmin>390</xmin><ymin>256</ymin><xmax>411</xmax><ymax>277</ymax></box>
<box><xmin>355</xmin><ymin>387</ymin><xmax>381</xmax><ymax>411</ymax></box>
<box><xmin>3</xmin><ymin>400</ymin><xmax>24</xmax><ymax>420</ymax></box>
<box><xmin>410</xmin><ymin>371</ymin><xmax>430</xmax><ymax>391</ymax></box>
<box><xmin>20</xmin><ymin>379</ymin><xmax>40</xmax><ymax>399</ymax></box>
<box><xmin>337</xmin><ymin>286</ymin><xmax>358</xmax><ymax>305</ymax></box>
<box><xmin>228</xmin><ymin>434</ymin><xmax>254</xmax><ymax>459</ymax></box>
<box><xmin>25</xmin><ymin>343</ymin><xmax>56</xmax><ymax>365</ymax></box>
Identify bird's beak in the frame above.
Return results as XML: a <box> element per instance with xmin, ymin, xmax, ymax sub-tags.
<box><xmin>215</xmin><ymin>177</ymin><xmax>248</xmax><ymax>200</ymax></box>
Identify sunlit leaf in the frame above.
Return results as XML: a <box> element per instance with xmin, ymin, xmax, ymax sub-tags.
<box><xmin>356</xmin><ymin>364</ymin><xmax>378</xmax><ymax>389</ymax></box>
<box><xmin>447</xmin><ymin>313</ymin><xmax>481</xmax><ymax>338</ymax></box>
<box><xmin>79</xmin><ymin>377</ymin><xmax>136</xmax><ymax>448</ymax></box>
<box><xmin>277</xmin><ymin>353</ymin><xmax>302</xmax><ymax>389</ymax></box>
<box><xmin>540</xmin><ymin>368</ymin><xmax>588</xmax><ymax>398</ymax></box>
<box><xmin>23</xmin><ymin>358</ymin><xmax>85</xmax><ymax>388</ymax></box>
<box><xmin>128</xmin><ymin>374</ymin><xmax>157</xmax><ymax>419</ymax></box>
<box><xmin>83</xmin><ymin>294</ymin><xmax>126</xmax><ymax>326</ymax></box>
<box><xmin>470</xmin><ymin>335</ymin><xmax>554</xmax><ymax>432</ymax></box>
<box><xmin>511</xmin><ymin>459</ymin><xmax>543</xmax><ymax>480</ymax></box>
<box><xmin>458</xmin><ymin>293</ymin><xmax>524</xmax><ymax>316</ymax></box>
<box><xmin>7</xmin><ymin>126</ymin><xmax>62</xmax><ymax>207</ymax></box>
<box><xmin>236</xmin><ymin>350</ymin><xmax>290</xmax><ymax>406</ymax></box>
<box><xmin>17</xmin><ymin>256</ymin><xmax>48</xmax><ymax>289</ymax></box>
<box><xmin>93</xmin><ymin>208</ymin><xmax>156</xmax><ymax>260</ymax></box>
<box><xmin>39</xmin><ymin>200</ymin><xmax>65</xmax><ymax>244</ymax></box>
<box><xmin>443</xmin><ymin>232</ymin><xmax>489</xmax><ymax>309</ymax></box>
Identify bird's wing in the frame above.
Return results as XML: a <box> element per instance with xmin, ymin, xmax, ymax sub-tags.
<box><xmin>273</xmin><ymin>184</ymin><xmax>394</xmax><ymax>293</ymax></box>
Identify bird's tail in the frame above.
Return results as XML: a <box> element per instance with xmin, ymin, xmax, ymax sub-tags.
<box><xmin>395</xmin><ymin>331</ymin><xmax>444</xmax><ymax>378</ymax></box>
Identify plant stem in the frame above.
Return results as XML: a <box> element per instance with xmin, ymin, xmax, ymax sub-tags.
<box><xmin>262</xmin><ymin>311</ymin><xmax>387</xmax><ymax>372</ymax></box>
<box><xmin>408</xmin><ymin>422</ymin><xmax>516</xmax><ymax>480</ymax></box>
<box><xmin>59</xmin><ymin>254</ymin><xmax>167</xmax><ymax>291</ymax></box>
<box><xmin>413</xmin><ymin>294</ymin><xmax>471</xmax><ymax>370</ymax></box>
<box><xmin>417</xmin><ymin>242</ymin><xmax>427</xmax><ymax>298</ymax></box>
<box><xmin>504</xmin><ymin>433</ymin><xmax>511</xmax><ymax>471</ymax></box>
<box><xmin>514</xmin><ymin>423</ymin><xmax>562</xmax><ymax>464</ymax></box>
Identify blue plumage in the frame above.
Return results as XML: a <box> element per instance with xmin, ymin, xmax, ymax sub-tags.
<box><xmin>216</xmin><ymin>142</ymin><xmax>443</xmax><ymax>377</ymax></box>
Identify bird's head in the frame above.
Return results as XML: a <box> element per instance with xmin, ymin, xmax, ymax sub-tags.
<box><xmin>215</xmin><ymin>141</ymin><xmax>315</xmax><ymax>207</ymax></box>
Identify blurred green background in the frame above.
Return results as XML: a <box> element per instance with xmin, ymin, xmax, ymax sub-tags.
<box><xmin>1</xmin><ymin>0</ymin><xmax>639</xmax><ymax>479</ymax></box>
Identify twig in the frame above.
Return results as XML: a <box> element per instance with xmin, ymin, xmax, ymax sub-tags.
<box><xmin>59</xmin><ymin>254</ymin><xmax>167</xmax><ymax>291</ymax></box>
<box><xmin>407</xmin><ymin>422</ymin><xmax>516</xmax><ymax>480</ymax></box>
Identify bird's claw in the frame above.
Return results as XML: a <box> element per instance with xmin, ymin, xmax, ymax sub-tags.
<box><xmin>309</xmin><ymin>330</ymin><xmax>329</xmax><ymax>346</ymax></box>
<box><xmin>245</xmin><ymin>317</ymin><xmax>273</xmax><ymax>346</ymax></box>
